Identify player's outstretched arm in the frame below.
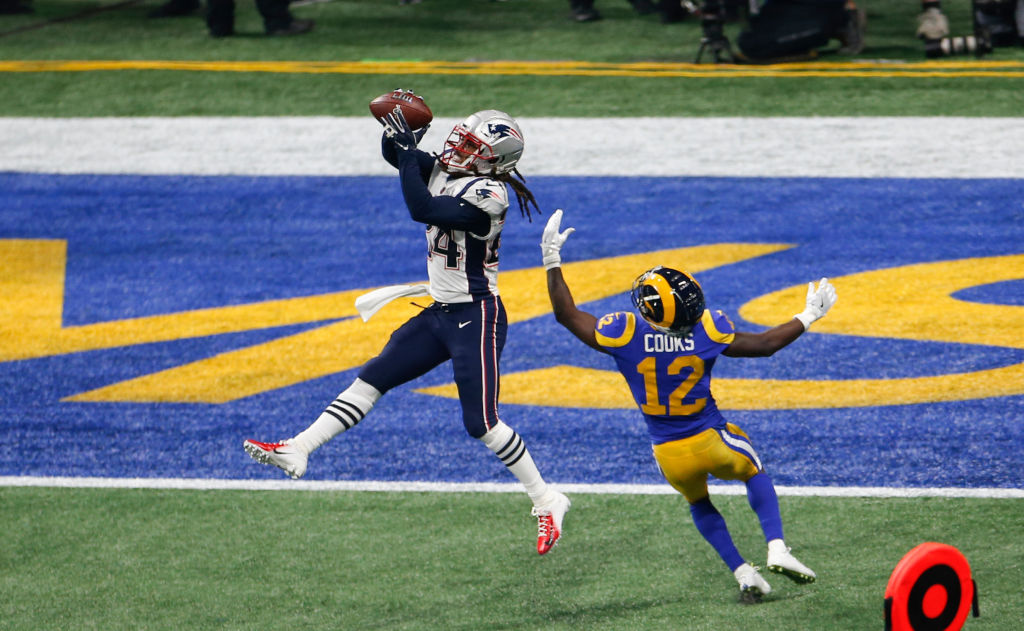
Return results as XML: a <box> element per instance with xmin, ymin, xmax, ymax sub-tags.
<box><xmin>724</xmin><ymin>278</ymin><xmax>837</xmax><ymax>358</ymax></box>
<box><xmin>547</xmin><ymin>268</ymin><xmax>603</xmax><ymax>352</ymax></box>
<box><xmin>378</xmin><ymin>105</ymin><xmax>432</xmax><ymax>173</ymax></box>
<box><xmin>543</xmin><ymin>210</ymin><xmax>604</xmax><ymax>353</ymax></box>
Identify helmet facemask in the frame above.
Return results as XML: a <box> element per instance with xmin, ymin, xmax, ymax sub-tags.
<box><xmin>440</xmin><ymin>126</ymin><xmax>496</xmax><ymax>174</ymax></box>
<box><xmin>439</xmin><ymin>110</ymin><xmax>524</xmax><ymax>176</ymax></box>
<box><xmin>630</xmin><ymin>266</ymin><xmax>706</xmax><ymax>337</ymax></box>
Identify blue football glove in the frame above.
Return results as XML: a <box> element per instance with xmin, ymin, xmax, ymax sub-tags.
<box><xmin>381</xmin><ymin>105</ymin><xmax>420</xmax><ymax>152</ymax></box>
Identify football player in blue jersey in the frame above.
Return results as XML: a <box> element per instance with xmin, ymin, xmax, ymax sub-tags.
<box><xmin>540</xmin><ymin>209</ymin><xmax>837</xmax><ymax>601</ymax></box>
<box><xmin>244</xmin><ymin>105</ymin><xmax>571</xmax><ymax>555</ymax></box>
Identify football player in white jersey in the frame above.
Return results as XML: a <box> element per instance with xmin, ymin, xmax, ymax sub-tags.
<box><xmin>244</xmin><ymin>105</ymin><xmax>570</xmax><ymax>555</ymax></box>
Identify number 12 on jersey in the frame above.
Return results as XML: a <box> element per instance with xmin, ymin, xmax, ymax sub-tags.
<box><xmin>636</xmin><ymin>356</ymin><xmax>707</xmax><ymax>416</ymax></box>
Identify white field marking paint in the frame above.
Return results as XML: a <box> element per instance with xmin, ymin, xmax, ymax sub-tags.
<box><xmin>1</xmin><ymin>476</ymin><xmax>1022</xmax><ymax>498</ymax></box>
<box><xmin>3</xmin><ymin>117</ymin><xmax>1023</xmax><ymax>178</ymax></box>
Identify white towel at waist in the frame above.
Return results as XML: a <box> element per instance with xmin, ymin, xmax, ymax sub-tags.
<box><xmin>354</xmin><ymin>284</ymin><xmax>430</xmax><ymax>321</ymax></box>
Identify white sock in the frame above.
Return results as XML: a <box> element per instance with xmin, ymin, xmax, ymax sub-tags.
<box><xmin>291</xmin><ymin>378</ymin><xmax>381</xmax><ymax>454</ymax></box>
<box><xmin>480</xmin><ymin>421</ymin><xmax>553</xmax><ymax>506</ymax></box>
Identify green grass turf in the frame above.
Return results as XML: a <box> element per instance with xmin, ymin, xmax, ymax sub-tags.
<box><xmin>2</xmin><ymin>0</ymin><xmax>1023</xmax><ymax>116</ymax></box>
<box><xmin>3</xmin><ymin>2</ymin><xmax>1021</xmax><ymax>629</ymax></box>
<box><xmin>1</xmin><ymin>487</ymin><xmax>1019</xmax><ymax>630</ymax></box>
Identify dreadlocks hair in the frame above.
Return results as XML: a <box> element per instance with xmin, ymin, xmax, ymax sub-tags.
<box><xmin>497</xmin><ymin>168</ymin><xmax>540</xmax><ymax>222</ymax></box>
<box><xmin>433</xmin><ymin>152</ymin><xmax>540</xmax><ymax>222</ymax></box>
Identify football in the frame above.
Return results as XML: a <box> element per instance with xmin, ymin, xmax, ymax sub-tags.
<box><xmin>369</xmin><ymin>89</ymin><xmax>433</xmax><ymax>130</ymax></box>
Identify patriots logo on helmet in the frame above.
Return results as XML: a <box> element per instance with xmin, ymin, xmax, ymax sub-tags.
<box><xmin>487</xmin><ymin>123</ymin><xmax>522</xmax><ymax>140</ymax></box>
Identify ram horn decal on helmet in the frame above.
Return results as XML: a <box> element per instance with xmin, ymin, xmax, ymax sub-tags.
<box><xmin>630</xmin><ymin>266</ymin><xmax>706</xmax><ymax>337</ymax></box>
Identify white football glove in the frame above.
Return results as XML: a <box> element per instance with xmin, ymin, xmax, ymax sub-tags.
<box><xmin>794</xmin><ymin>277</ymin><xmax>837</xmax><ymax>330</ymax></box>
<box><xmin>541</xmin><ymin>208</ymin><xmax>575</xmax><ymax>270</ymax></box>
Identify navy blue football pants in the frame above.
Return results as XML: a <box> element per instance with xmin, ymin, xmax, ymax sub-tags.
<box><xmin>358</xmin><ymin>296</ymin><xmax>507</xmax><ymax>438</ymax></box>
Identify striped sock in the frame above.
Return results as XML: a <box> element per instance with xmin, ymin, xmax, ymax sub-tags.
<box><xmin>480</xmin><ymin>421</ymin><xmax>552</xmax><ymax>506</ymax></box>
<box><xmin>291</xmin><ymin>378</ymin><xmax>381</xmax><ymax>454</ymax></box>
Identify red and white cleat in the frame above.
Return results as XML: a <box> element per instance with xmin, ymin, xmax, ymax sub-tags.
<box><xmin>531</xmin><ymin>492</ymin><xmax>570</xmax><ymax>555</ymax></box>
<box><xmin>243</xmin><ymin>439</ymin><xmax>308</xmax><ymax>480</ymax></box>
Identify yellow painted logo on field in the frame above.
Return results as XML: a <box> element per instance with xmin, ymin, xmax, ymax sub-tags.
<box><xmin>2</xmin><ymin>239</ymin><xmax>1022</xmax><ymax>408</ymax></box>
<box><xmin>421</xmin><ymin>254</ymin><xmax>1024</xmax><ymax>409</ymax></box>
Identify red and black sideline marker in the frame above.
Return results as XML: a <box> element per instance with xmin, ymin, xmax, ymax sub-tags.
<box><xmin>885</xmin><ymin>542</ymin><xmax>979</xmax><ymax>631</ymax></box>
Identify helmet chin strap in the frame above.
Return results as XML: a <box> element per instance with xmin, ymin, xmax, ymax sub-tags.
<box><xmin>441</xmin><ymin>157</ymin><xmax>496</xmax><ymax>178</ymax></box>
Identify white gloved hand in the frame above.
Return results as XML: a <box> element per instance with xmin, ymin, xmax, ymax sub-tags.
<box><xmin>794</xmin><ymin>277</ymin><xmax>837</xmax><ymax>330</ymax></box>
<box><xmin>541</xmin><ymin>208</ymin><xmax>575</xmax><ymax>270</ymax></box>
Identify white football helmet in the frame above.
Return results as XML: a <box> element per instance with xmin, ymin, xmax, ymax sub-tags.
<box><xmin>439</xmin><ymin>110</ymin><xmax>524</xmax><ymax>175</ymax></box>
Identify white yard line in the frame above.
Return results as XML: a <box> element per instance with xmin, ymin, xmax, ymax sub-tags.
<box><xmin>3</xmin><ymin>116</ymin><xmax>1021</xmax><ymax>177</ymax></box>
<box><xmin>1</xmin><ymin>476</ymin><xmax>1021</xmax><ymax>498</ymax></box>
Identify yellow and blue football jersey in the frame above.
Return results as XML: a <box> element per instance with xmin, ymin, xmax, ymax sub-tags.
<box><xmin>595</xmin><ymin>308</ymin><xmax>737</xmax><ymax>444</ymax></box>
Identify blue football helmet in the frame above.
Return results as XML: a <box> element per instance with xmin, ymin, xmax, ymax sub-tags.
<box><xmin>631</xmin><ymin>266</ymin><xmax>705</xmax><ymax>337</ymax></box>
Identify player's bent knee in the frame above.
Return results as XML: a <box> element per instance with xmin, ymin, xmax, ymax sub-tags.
<box><xmin>478</xmin><ymin>420</ymin><xmax>512</xmax><ymax>444</ymax></box>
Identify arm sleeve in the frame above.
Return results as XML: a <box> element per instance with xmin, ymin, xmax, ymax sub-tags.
<box><xmin>397</xmin><ymin>152</ymin><xmax>491</xmax><ymax>235</ymax></box>
<box><xmin>380</xmin><ymin>134</ymin><xmax>434</xmax><ymax>175</ymax></box>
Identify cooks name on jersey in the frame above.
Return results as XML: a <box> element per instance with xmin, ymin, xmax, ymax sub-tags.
<box><xmin>644</xmin><ymin>333</ymin><xmax>695</xmax><ymax>353</ymax></box>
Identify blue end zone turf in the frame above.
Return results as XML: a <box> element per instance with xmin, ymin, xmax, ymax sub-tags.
<box><xmin>1</xmin><ymin>173</ymin><xmax>1021</xmax><ymax>487</ymax></box>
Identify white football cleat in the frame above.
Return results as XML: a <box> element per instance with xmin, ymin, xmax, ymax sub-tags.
<box><xmin>734</xmin><ymin>562</ymin><xmax>772</xmax><ymax>604</ymax></box>
<box><xmin>766</xmin><ymin>539</ymin><xmax>817</xmax><ymax>584</ymax></box>
<box><xmin>243</xmin><ymin>439</ymin><xmax>308</xmax><ymax>480</ymax></box>
<box><xmin>531</xmin><ymin>491</ymin><xmax>571</xmax><ymax>555</ymax></box>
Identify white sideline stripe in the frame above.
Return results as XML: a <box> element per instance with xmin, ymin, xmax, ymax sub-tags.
<box><xmin>3</xmin><ymin>117</ymin><xmax>1022</xmax><ymax>178</ymax></box>
<box><xmin>1</xmin><ymin>476</ymin><xmax>1021</xmax><ymax>498</ymax></box>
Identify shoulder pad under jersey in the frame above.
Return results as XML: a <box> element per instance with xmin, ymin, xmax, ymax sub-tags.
<box><xmin>595</xmin><ymin>312</ymin><xmax>637</xmax><ymax>348</ymax></box>
<box><xmin>459</xmin><ymin>178</ymin><xmax>509</xmax><ymax>218</ymax></box>
<box><xmin>700</xmin><ymin>309</ymin><xmax>736</xmax><ymax>344</ymax></box>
